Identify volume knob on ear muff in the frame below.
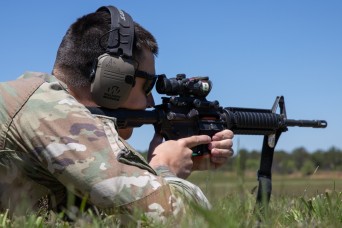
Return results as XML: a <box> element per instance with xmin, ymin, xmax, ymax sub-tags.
<box><xmin>90</xmin><ymin>53</ymin><xmax>135</xmax><ymax>109</ymax></box>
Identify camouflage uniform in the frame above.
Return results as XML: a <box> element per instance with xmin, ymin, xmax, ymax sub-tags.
<box><xmin>0</xmin><ymin>72</ymin><xmax>210</xmax><ymax>221</ymax></box>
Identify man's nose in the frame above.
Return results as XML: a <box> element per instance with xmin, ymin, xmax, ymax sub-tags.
<box><xmin>146</xmin><ymin>94</ymin><xmax>155</xmax><ymax>108</ymax></box>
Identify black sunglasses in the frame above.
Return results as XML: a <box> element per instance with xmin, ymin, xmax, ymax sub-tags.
<box><xmin>134</xmin><ymin>70</ymin><xmax>158</xmax><ymax>95</ymax></box>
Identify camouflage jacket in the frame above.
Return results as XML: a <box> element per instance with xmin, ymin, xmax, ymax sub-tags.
<box><xmin>0</xmin><ymin>72</ymin><xmax>210</xmax><ymax>221</ymax></box>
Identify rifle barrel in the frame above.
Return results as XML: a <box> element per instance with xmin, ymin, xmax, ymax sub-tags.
<box><xmin>285</xmin><ymin>119</ymin><xmax>327</xmax><ymax>128</ymax></box>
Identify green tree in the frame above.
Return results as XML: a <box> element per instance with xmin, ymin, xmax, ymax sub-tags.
<box><xmin>280</xmin><ymin>160</ymin><xmax>297</xmax><ymax>174</ymax></box>
<box><xmin>301</xmin><ymin>160</ymin><xmax>316</xmax><ymax>176</ymax></box>
<box><xmin>245</xmin><ymin>159</ymin><xmax>259</xmax><ymax>171</ymax></box>
<box><xmin>292</xmin><ymin>147</ymin><xmax>310</xmax><ymax>170</ymax></box>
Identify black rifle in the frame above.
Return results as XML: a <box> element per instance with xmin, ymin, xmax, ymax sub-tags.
<box><xmin>87</xmin><ymin>74</ymin><xmax>327</xmax><ymax>210</ymax></box>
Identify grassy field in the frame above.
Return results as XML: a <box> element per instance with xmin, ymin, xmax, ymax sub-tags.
<box><xmin>187</xmin><ymin>170</ymin><xmax>342</xmax><ymax>227</ymax></box>
<box><xmin>1</xmin><ymin>171</ymin><xmax>341</xmax><ymax>227</ymax></box>
<box><xmin>189</xmin><ymin>170</ymin><xmax>342</xmax><ymax>199</ymax></box>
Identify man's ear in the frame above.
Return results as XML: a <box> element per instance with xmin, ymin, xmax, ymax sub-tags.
<box><xmin>52</xmin><ymin>68</ymin><xmax>58</xmax><ymax>76</ymax></box>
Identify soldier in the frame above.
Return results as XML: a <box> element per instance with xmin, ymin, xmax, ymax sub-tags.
<box><xmin>0</xmin><ymin>5</ymin><xmax>234</xmax><ymax>222</ymax></box>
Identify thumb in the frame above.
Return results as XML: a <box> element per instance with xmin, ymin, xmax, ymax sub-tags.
<box><xmin>180</xmin><ymin>135</ymin><xmax>211</xmax><ymax>148</ymax></box>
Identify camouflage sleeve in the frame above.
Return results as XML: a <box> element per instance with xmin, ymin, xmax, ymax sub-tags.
<box><xmin>154</xmin><ymin>166</ymin><xmax>211</xmax><ymax>210</ymax></box>
<box><xmin>10</xmin><ymin>78</ymin><xmax>210</xmax><ymax>220</ymax></box>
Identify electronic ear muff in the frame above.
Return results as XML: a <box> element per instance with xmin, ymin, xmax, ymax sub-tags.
<box><xmin>90</xmin><ymin>6</ymin><xmax>136</xmax><ymax>109</ymax></box>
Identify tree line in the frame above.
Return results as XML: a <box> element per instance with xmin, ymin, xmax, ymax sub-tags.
<box><xmin>224</xmin><ymin>146</ymin><xmax>342</xmax><ymax>175</ymax></box>
<box><xmin>139</xmin><ymin>146</ymin><xmax>341</xmax><ymax>176</ymax></box>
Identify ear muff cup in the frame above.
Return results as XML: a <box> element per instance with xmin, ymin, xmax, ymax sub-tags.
<box><xmin>89</xmin><ymin>5</ymin><xmax>135</xmax><ymax>109</ymax></box>
<box><xmin>91</xmin><ymin>53</ymin><xmax>135</xmax><ymax>109</ymax></box>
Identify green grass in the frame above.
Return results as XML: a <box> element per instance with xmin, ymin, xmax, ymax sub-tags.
<box><xmin>1</xmin><ymin>171</ymin><xmax>342</xmax><ymax>227</ymax></box>
<box><xmin>189</xmin><ymin>170</ymin><xmax>342</xmax><ymax>199</ymax></box>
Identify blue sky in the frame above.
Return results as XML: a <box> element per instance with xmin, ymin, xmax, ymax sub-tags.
<box><xmin>1</xmin><ymin>1</ymin><xmax>341</xmax><ymax>153</ymax></box>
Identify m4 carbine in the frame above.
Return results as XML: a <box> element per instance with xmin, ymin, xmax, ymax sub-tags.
<box><xmin>87</xmin><ymin>74</ymin><xmax>327</xmax><ymax>208</ymax></box>
<box><xmin>88</xmin><ymin>74</ymin><xmax>327</xmax><ymax>155</ymax></box>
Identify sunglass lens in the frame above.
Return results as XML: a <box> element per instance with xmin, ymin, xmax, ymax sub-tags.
<box><xmin>144</xmin><ymin>77</ymin><xmax>157</xmax><ymax>95</ymax></box>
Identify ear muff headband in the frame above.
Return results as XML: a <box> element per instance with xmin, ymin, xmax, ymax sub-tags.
<box><xmin>97</xmin><ymin>6</ymin><xmax>134</xmax><ymax>57</ymax></box>
<box><xmin>90</xmin><ymin>6</ymin><xmax>136</xmax><ymax>109</ymax></box>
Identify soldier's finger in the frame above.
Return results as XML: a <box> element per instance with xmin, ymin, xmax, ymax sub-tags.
<box><xmin>179</xmin><ymin>135</ymin><xmax>211</xmax><ymax>148</ymax></box>
<box><xmin>212</xmin><ymin>130</ymin><xmax>234</xmax><ymax>141</ymax></box>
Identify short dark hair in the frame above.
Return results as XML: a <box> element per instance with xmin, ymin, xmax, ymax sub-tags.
<box><xmin>53</xmin><ymin>9</ymin><xmax>158</xmax><ymax>87</ymax></box>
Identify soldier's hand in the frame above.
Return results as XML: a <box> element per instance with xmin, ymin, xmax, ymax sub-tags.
<box><xmin>148</xmin><ymin>134</ymin><xmax>212</xmax><ymax>179</ymax></box>
<box><xmin>192</xmin><ymin>129</ymin><xmax>234</xmax><ymax>170</ymax></box>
